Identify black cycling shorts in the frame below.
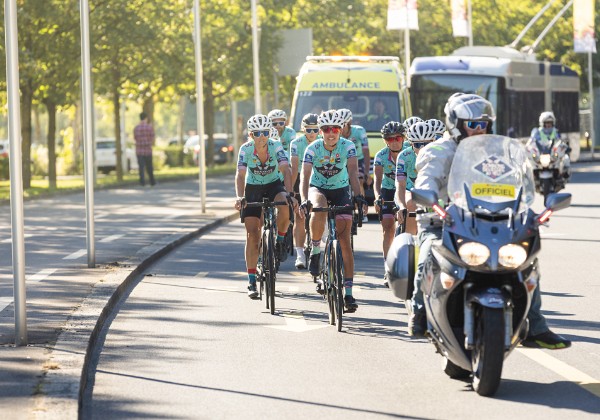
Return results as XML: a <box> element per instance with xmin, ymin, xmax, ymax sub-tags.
<box><xmin>358</xmin><ymin>158</ymin><xmax>365</xmax><ymax>177</ymax></box>
<box><xmin>308</xmin><ymin>185</ymin><xmax>353</xmax><ymax>215</ymax></box>
<box><xmin>241</xmin><ymin>180</ymin><xmax>287</xmax><ymax>221</ymax></box>
<box><xmin>293</xmin><ymin>177</ymin><xmax>300</xmax><ymax>197</ymax></box>
<box><xmin>380</xmin><ymin>188</ymin><xmax>396</xmax><ymax>216</ymax></box>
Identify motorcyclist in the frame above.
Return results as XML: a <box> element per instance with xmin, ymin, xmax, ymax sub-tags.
<box><xmin>409</xmin><ymin>93</ymin><xmax>571</xmax><ymax>350</ymax></box>
<box><xmin>528</xmin><ymin>111</ymin><xmax>571</xmax><ymax>180</ymax></box>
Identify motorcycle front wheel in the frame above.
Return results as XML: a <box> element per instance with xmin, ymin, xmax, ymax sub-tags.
<box><xmin>471</xmin><ymin>306</ymin><xmax>505</xmax><ymax>396</ymax></box>
<box><xmin>541</xmin><ymin>178</ymin><xmax>553</xmax><ymax>206</ymax></box>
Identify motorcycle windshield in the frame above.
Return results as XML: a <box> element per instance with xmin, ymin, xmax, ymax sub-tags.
<box><xmin>448</xmin><ymin>135</ymin><xmax>535</xmax><ymax>214</ymax></box>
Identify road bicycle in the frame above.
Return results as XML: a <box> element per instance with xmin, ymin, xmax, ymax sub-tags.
<box><xmin>243</xmin><ymin>197</ymin><xmax>289</xmax><ymax>315</ymax></box>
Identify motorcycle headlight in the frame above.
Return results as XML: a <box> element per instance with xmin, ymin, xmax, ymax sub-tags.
<box><xmin>540</xmin><ymin>154</ymin><xmax>551</xmax><ymax>167</ymax></box>
<box><xmin>498</xmin><ymin>244</ymin><xmax>527</xmax><ymax>268</ymax></box>
<box><xmin>458</xmin><ymin>242</ymin><xmax>490</xmax><ymax>266</ymax></box>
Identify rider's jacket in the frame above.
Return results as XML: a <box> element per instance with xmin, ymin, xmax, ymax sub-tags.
<box><xmin>345</xmin><ymin>125</ymin><xmax>368</xmax><ymax>161</ymax></box>
<box><xmin>290</xmin><ymin>134</ymin><xmax>318</xmax><ymax>173</ymax></box>
<box><xmin>303</xmin><ymin>138</ymin><xmax>356</xmax><ymax>189</ymax></box>
<box><xmin>395</xmin><ymin>147</ymin><xmax>418</xmax><ymax>191</ymax></box>
<box><xmin>530</xmin><ymin>127</ymin><xmax>560</xmax><ymax>149</ymax></box>
<box><xmin>414</xmin><ymin>137</ymin><xmax>458</xmax><ymax>229</ymax></box>
<box><xmin>279</xmin><ymin>126</ymin><xmax>297</xmax><ymax>157</ymax></box>
<box><xmin>374</xmin><ymin>147</ymin><xmax>398</xmax><ymax>190</ymax></box>
<box><xmin>237</xmin><ymin>138</ymin><xmax>289</xmax><ymax>185</ymax></box>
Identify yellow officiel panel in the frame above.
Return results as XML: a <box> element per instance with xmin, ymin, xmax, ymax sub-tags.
<box><xmin>471</xmin><ymin>183</ymin><xmax>516</xmax><ymax>198</ymax></box>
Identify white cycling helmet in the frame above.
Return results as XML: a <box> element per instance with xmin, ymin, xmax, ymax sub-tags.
<box><xmin>269</xmin><ymin>126</ymin><xmax>279</xmax><ymax>139</ymax></box>
<box><xmin>267</xmin><ymin>109</ymin><xmax>287</xmax><ymax>120</ymax></box>
<box><xmin>539</xmin><ymin>111</ymin><xmax>556</xmax><ymax>126</ymax></box>
<box><xmin>247</xmin><ymin>114</ymin><xmax>272</xmax><ymax>131</ymax></box>
<box><xmin>337</xmin><ymin>108</ymin><xmax>353</xmax><ymax>124</ymax></box>
<box><xmin>318</xmin><ymin>109</ymin><xmax>345</xmax><ymax>128</ymax></box>
<box><xmin>402</xmin><ymin>116</ymin><xmax>424</xmax><ymax>130</ymax></box>
<box><xmin>426</xmin><ymin>119</ymin><xmax>446</xmax><ymax>136</ymax></box>
<box><xmin>406</xmin><ymin>121</ymin><xmax>434</xmax><ymax>142</ymax></box>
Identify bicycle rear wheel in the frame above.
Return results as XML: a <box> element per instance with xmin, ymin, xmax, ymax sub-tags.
<box><xmin>258</xmin><ymin>235</ymin><xmax>266</xmax><ymax>301</ymax></box>
<box><xmin>333</xmin><ymin>240</ymin><xmax>344</xmax><ymax>332</ymax></box>
<box><xmin>266</xmin><ymin>229</ymin><xmax>276</xmax><ymax>315</ymax></box>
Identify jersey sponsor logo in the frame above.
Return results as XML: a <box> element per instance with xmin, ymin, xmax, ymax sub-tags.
<box><xmin>471</xmin><ymin>183</ymin><xmax>516</xmax><ymax>199</ymax></box>
<box><xmin>473</xmin><ymin>155</ymin><xmax>514</xmax><ymax>181</ymax></box>
<box><xmin>316</xmin><ymin>163</ymin><xmax>342</xmax><ymax>178</ymax></box>
<box><xmin>250</xmin><ymin>162</ymin><xmax>277</xmax><ymax>177</ymax></box>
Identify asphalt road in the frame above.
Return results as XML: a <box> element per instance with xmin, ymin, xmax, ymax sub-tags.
<box><xmin>86</xmin><ymin>162</ymin><xmax>600</xmax><ymax>419</ymax></box>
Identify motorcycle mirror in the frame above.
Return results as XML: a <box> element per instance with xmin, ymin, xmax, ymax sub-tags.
<box><xmin>411</xmin><ymin>189</ymin><xmax>438</xmax><ymax>208</ymax></box>
<box><xmin>545</xmin><ymin>193</ymin><xmax>571</xmax><ymax>212</ymax></box>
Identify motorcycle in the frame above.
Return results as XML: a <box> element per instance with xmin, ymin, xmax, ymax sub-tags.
<box><xmin>526</xmin><ymin>136</ymin><xmax>570</xmax><ymax>205</ymax></box>
<box><xmin>389</xmin><ymin>135</ymin><xmax>571</xmax><ymax>396</ymax></box>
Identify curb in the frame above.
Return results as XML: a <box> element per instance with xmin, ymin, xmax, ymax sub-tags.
<box><xmin>34</xmin><ymin>211</ymin><xmax>239</xmax><ymax>419</ymax></box>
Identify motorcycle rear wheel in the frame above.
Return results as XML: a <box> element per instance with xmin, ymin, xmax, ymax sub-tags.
<box><xmin>471</xmin><ymin>307</ymin><xmax>505</xmax><ymax>396</ymax></box>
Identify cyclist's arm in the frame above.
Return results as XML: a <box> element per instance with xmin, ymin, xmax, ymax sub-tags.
<box><xmin>279</xmin><ymin>162</ymin><xmax>293</xmax><ymax>193</ymax></box>
<box><xmin>373</xmin><ymin>165</ymin><xmax>383</xmax><ymax>199</ymax></box>
<box><xmin>300</xmin><ymin>162</ymin><xmax>312</xmax><ymax>203</ymax></box>
<box><xmin>362</xmin><ymin>145</ymin><xmax>370</xmax><ymax>175</ymax></box>
<box><xmin>394</xmin><ymin>178</ymin><xmax>407</xmax><ymax>209</ymax></box>
<box><xmin>235</xmin><ymin>167</ymin><xmax>246</xmax><ymax>199</ymax></box>
<box><xmin>290</xmin><ymin>155</ymin><xmax>300</xmax><ymax>187</ymax></box>
<box><xmin>347</xmin><ymin>156</ymin><xmax>361</xmax><ymax>197</ymax></box>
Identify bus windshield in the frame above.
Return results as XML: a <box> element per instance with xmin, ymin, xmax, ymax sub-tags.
<box><xmin>292</xmin><ymin>91</ymin><xmax>401</xmax><ymax>132</ymax></box>
<box><xmin>410</xmin><ymin>74</ymin><xmax>499</xmax><ymax>131</ymax></box>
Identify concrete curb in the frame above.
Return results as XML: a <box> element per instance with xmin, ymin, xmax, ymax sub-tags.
<box><xmin>34</xmin><ymin>211</ymin><xmax>239</xmax><ymax>419</ymax></box>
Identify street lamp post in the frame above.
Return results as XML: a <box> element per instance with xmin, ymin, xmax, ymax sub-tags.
<box><xmin>193</xmin><ymin>0</ymin><xmax>207</xmax><ymax>213</ymax></box>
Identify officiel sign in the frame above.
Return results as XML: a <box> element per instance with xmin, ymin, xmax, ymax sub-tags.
<box><xmin>471</xmin><ymin>183</ymin><xmax>516</xmax><ymax>199</ymax></box>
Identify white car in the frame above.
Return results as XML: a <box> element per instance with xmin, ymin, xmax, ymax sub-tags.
<box><xmin>96</xmin><ymin>138</ymin><xmax>139</xmax><ymax>174</ymax></box>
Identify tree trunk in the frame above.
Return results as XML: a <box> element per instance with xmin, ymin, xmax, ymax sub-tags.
<box><xmin>20</xmin><ymin>82</ymin><xmax>33</xmax><ymax>189</ymax></box>
<box><xmin>143</xmin><ymin>96</ymin><xmax>154</xmax><ymax>123</ymax></box>
<box><xmin>45</xmin><ymin>101</ymin><xmax>58</xmax><ymax>189</ymax></box>
<box><xmin>112</xmin><ymin>86</ymin><xmax>123</xmax><ymax>181</ymax></box>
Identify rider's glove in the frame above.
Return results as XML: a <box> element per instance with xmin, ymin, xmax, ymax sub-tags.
<box><xmin>374</xmin><ymin>197</ymin><xmax>383</xmax><ymax>208</ymax></box>
<box><xmin>299</xmin><ymin>200</ymin><xmax>312</xmax><ymax>215</ymax></box>
<box><xmin>354</xmin><ymin>195</ymin><xmax>367</xmax><ymax>206</ymax></box>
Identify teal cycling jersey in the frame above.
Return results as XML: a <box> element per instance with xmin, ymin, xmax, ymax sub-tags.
<box><xmin>395</xmin><ymin>147</ymin><xmax>417</xmax><ymax>191</ymax></box>
<box><xmin>374</xmin><ymin>147</ymin><xmax>398</xmax><ymax>190</ymax></box>
<box><xmin>237</xmin><ymin>139</ymin><xmax>288</xmax><ymax>185</ymax></box>
<box><xmin>279</xmin><ymin>126</ymin><xmax>297</xmax><ymax>156</ymax></box>
<box><xmin>345</xmin><ymin>125</ymin><xmax>368</xmax><ymax>160</ymax></box>
<box><xmin>303</xmin><ymin>138</ymin><xmax>356</xmax><ymax>189</ymax></box>
<box><xmin>290</xmin><ymin>134</ymin><xmax>320</xmax><ymax>173</ymax></box>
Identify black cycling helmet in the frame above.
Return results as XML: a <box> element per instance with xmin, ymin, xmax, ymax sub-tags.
<box><xmin>301</xmin><ymin>113</ymin><xmax>319</xmax><ymax>128</ymax></box>
<box><xmin>380</xmin><ymin>121</ymin><xmax>405</xmax><ymax>139</ymax></box>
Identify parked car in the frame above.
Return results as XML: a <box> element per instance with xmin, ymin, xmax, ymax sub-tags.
<box><xmin>183</xmin><ymin>133</ymin><xmax>234</xmax><ymax>165</ymax></box>
<box><xmin>0</xmin><ymin>140</ymin><xmax>8</xmax><ymax>159</ymax></box>
<box><xmin>95</xmin><ymin>138</ymin><xmax>139</xmax><ymax>174</ymax></box>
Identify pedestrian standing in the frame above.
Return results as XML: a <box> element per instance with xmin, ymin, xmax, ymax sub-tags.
<box><xmin>134</xmin><ymin>112</ymin><xmax>156</xmax><ymax>186</ymax></box>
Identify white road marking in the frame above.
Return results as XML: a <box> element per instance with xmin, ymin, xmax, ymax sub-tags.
<box><xmin>27</xmin><ymin>268</ymin><xmax>57</xmax><ymax>283</ymax></box>
<box><xmin>63</xmin><ymin>249</ymin><xmax>87</xmax><ymax>260</ymax></box>
<box><xmin>203</xmin><ymin>286</ymin><xmax>238</xmax><ymax>293</ymax></box>
<box><xmin>100</xmin><ymin>234</ymin><xmax>124</xmax><ymax>243</ymax></box>
<box><xmin>194</xmin><ymin>272</ymin><xmax>209</xmax><ymax>277</ymax></box>
<box><xmin>1</xmin><ymin>234</ymin><xmax>34</xmax><ymax>244</ymax></box>
<box><xmin>517</xmin><ymin>348</ymin><xmax>600</xmax><ymax>398</ymax></box>
<box><xmin>0</xmin><ymin>297</ymin><xmax>13</xmax><ymax>312</ymax></box>
<box><xmin>265</xmin><ymin>311</ymin><xmax>328</xmax><ymax>333</ymax></box>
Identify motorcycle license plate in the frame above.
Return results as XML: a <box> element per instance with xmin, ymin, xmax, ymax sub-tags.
<box><xmin>539</xmin><ymin>170</ymin><xmax>553</xmax><ymax>179</ymax></box>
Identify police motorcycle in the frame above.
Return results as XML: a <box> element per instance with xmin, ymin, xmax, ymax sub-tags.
<box><xmin>526</xmin><ymin>133</ymin><xmax>570</xmax><ymax>205</ymax></box>
<box><xmin>388</xmin><ymin>135</ymin><xmax>571</xmax><ymax>396</ymax></box>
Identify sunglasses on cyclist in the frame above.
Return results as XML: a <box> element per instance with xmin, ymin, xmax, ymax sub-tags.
<box><xmin>272</xmin><ymin>121</ymin><xmax>286</xmax><ymax>127</ymax></box>
<box><xmin>321</xmin><ymin>126</ymin><xmax>341</xmax><ymax>134</ymax></box>
<box><xmin>411</xmin><ymin>141</ymin><xmax>428</xmax><ymax>149</ymax></box>
<box><xmin>385</xmin><ymin>135</ymin><xmax>404</xmax><ymax>142</ymax></box>
<box><xmin>251</xmin><ymin>130</ymin><xmax>270</xmax><ymax>138</ymax></box>
<box><xmin>464</xmin><ymin>120</ymin><xmax>488</xmax><ymax>130</ymax></box>
<box><xmin>305</xmin><ymin>128</ymin><xmax>319</xmax><ymax>134</ymax></box>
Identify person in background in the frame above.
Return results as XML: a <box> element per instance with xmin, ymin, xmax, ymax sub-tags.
<box><xmin>268</xmin><ymin>109</ymin><xmax>296</xmax><ymax>155</ymax></box>
<box><xmin>133</xmin><ymin>112</ymin><xmax>156</xmax><ymax>187</ymax></box>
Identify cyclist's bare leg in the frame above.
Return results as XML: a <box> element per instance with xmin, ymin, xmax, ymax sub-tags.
<box><xmin>293</xmin><ymin>211</ymin><xmax>306</xmax><ymax>248</ymax></box>
<box><xmin>381</xmin><ymin>216</ymin><xmax>396</xmax><ymax>259</ymax></box>
<box><xmin>244</xmin><ymin>216</ymin><xmax>261</xmax><ymax>270</ymax></box>
<box><xmin>274</xmin><ymin>191</ymin><xmax>290</xmax><ymax>235</ymax></box>
<box><xmin>336</xmin><ymin>217</ymin><xmax>354</xmax><ymax>278</ymax></box>
<box><xmin>308</xmin><ymin>189</ymin><xmax>327</xmax><ymax>243</ymax></box>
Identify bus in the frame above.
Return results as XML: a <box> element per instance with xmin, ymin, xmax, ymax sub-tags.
<box><xmin>409</xmin><ymin>46</ymin><xmax>580</xmax><ymax>161</ymax></box>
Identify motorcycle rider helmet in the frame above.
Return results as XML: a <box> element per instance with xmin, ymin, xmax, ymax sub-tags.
<box><xmin>539</xmin><ymin>111</ymin><xmax>556</xmax><ymax>127</ymax></box>
<box><xmin>267</xmin><ymin>109</ymin><xmax>287</xmax><ymax>120</ymax></box>
<box><xmin>337</xmin><ymin>108</ymin><xmax>353</xmax><ymax>124</ymax></box>
<box><xmin>402</xmin><ymin>116</ymin><xmax>423</xmax><ymax>131</ymax></box>
<box><xmin>318</xmin><ymin>109</ymin><xmax>345</xmax><ymax>128</ymax></box>
<box><xmin>301</xmin><ymin>113</ymin><xmax>319</xmax><ymax>128</ymax></box>
<box><xmin>445</xmin><ymin>93</ymin><xmax>495</xmax><ymax>141</ymax></box>
<box><xmin>247</xmin><ymin>114</ymin><xmax>272</xmax><ymax>131</ymax></box>
<box><xmin>426</xmin><ymin>119</ymin><xmax>446</xmax><ymax>138</ymax></box>
<box><xmin>381</xmin><ymin>121</ymin><xmax>405</xmax><ymax>139</ymax></box>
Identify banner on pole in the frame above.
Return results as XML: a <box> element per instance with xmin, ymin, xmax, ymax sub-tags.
<box><xmin>574</xmin><ymin>0</ymin><xmax>596</xmax><ymax>53</ymax></box>
<box><xmin>387</xmin><ymin>0</ymin><xmax>419</xmax><ymax>31</ymax></box>
<box><xmin>451</xmin><ymin>0</ymin><xmax>468</xmax><ymax>37</ymax></box>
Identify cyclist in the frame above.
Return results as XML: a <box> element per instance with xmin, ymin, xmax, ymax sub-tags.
<box><xmin>290</xmin><ymin>113</ymin><xmax>320</xmax><ymax>269</ymax></box>
<box><xmin>394</xmin><ymin>121</ymin><xmax>435</xmax><ymax>236</ymax></box>
<box><xmin>268</xmin><ymin>109</ymin><xmax>296</xmax><ymax>155</ymax></box>
<box><xmin>234</xmin><ymin>114</ymin><xmax>297</xmax><ymax>299</ymax></box>
<box><xmin>373</xmin><ymin>121</ymin><xmax>406</xmax><ymax>286</ymax></box>
<box><xmin>426</xmin><ymin>118</ymin><xmax>446</xmax><ymax>140</ymax></box>
<box><xmin>299</xmin><ymin>109</ymin><xmax>365</xmax><ymax>312</ymax></box>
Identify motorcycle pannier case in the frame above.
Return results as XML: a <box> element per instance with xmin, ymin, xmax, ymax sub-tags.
<box><xmin>385</xmin><ymin>233</ymin><xmax>415</xmax><ymax>300</ymax></box>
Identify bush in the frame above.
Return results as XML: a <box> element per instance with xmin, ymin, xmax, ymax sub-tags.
<box><xmin>162</xmin><ymin>145</ymin><xmax>186</xmax><ymax>167</ymax></box>
<box><xmin>0</xmin><ymin>158</ymin><xmax>9</xmax><ymax>180</ymax></box>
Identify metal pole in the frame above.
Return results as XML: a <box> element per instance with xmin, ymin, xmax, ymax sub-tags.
<box><xmin>5</xmin><ymin>0</ymin><xmax>27</xmax><ymax>346</ymax></box>
<box><xmin>231</xmin><ymin>100</ymin><xmax>239</xmax><ymax>156</ymax></box>
<box><xmin>193</xmin><ymin>0</ymin><xmax>206</xmax><ymax>213</ymax></box>
<box><xmin>467</xmin><ymin>0</ymin><xmax>473</xmax><ymax>47</ymax></box>
<box><xmin>251</xmin><ymin>0</ymin><xmax>261</xmax><ymax>113</ymax></box>
<box><xmin>589</xmin><ymin>49</ymin><xmax>595</xmax><ymax>159</ymax></box>
<box><xmin>404</xmin><ymin>3</ymin><xmax>410</xmax><ymax>87</ymax></box>
<box><xmin>80</xmin><ymin>0</ymin><xmax>95</xmax><ymax>267</ymax></box>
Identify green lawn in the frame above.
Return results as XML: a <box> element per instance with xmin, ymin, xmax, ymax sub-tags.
<box><xmin>0</xmin><ymin>164</ymin><xmax>235</xmax><ymax>202</ymax></box>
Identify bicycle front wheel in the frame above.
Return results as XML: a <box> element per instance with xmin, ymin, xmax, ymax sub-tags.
<box><xmin>325</xmin><ymin>242</ymin><xmax>335</xmax><ymax>325</ymax></box>
<box><xmin>266</xmin><ymin>229</ymin><xmax>276</xmax><ymax>315</ymax></box>
<box><xmin>333</xmin><ymin>240</ymin><xmax>344</xmax><ymax>332</ymax></box>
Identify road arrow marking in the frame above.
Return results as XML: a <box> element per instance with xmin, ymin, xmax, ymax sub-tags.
<box><xmin>0</xmin><ymin>297</ymin><xmax>12</xmax><ymax>312</ymax></box>
<box><xmin>265</xmin><ymin>311</ymin><xmax>328</xmax><ymax>333</ymax></box>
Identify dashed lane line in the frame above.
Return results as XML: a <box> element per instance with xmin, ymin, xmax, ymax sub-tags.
<box><xmin>63</xmin><ymin>249</ymin><xmax>87</xmax><ymax>260</ymax></box>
